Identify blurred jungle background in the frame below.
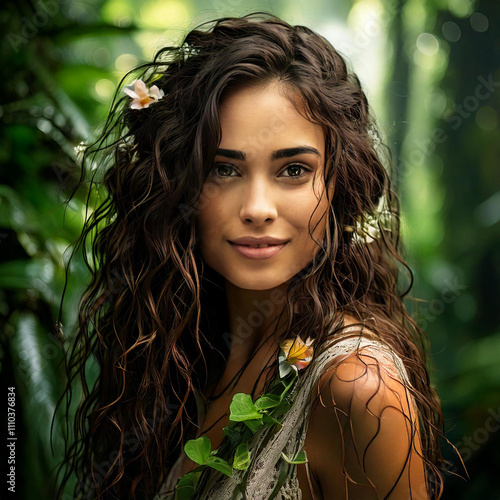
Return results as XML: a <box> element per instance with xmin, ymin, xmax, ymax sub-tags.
<box><xmin>0</xmin><ymin>0</ymin><xmax>498</xmax><ymax>498</ymax></box>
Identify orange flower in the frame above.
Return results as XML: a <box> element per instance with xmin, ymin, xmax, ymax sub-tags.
<box><xmin>123</xmin><ymin>79</ymin><xmax>164</xmax><ymax>109</ymax></box>
<box><xmin>278</xmin><ymin>336</ymin><xmax>314</xmax><ymax>377</ymax></box>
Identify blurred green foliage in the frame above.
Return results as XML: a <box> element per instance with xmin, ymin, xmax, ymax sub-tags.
<box><xmin>0</xmin><ymin>0</ymin><xmax>498</xmax><ymax>498</ymax></box>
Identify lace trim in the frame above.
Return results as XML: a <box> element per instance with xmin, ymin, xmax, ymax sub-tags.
<box><xmin>155</xmin><ymin>332</ymin><xmax>413</xmax><ymax>499</ymax></box>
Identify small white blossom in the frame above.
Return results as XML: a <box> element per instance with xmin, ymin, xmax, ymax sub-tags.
<box><xmin>123</xmin><ymin>78</ymin><xmax>164</xmax><ymax>109</ymax></box>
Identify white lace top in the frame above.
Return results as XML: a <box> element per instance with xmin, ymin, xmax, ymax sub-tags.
<box><xmin>154</xmin><ymin>333</ymin><xmax>413</xmax><ymax>500</ymax></box>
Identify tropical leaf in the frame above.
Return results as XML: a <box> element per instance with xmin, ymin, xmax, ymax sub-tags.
<box><xmin>205</xmin><ymin>456</ymin><xmax>233</xmax><ymax>477</ymax></box>
<box><xmin>184</xmin><ymin>436</ymin><xmax>211</xmax><ymax>465</ymax></box>
<box><xmin>243</xmin><ymin>418</ymin><xmax>263</xmax><ymax>433</ymax></box>
<box><xmin>173</xmin><ymin>470</ymin><xmax>201</xmax><ymax>500</ymax></box>
<box><xmin>228</xmin><ymin>393</ymin><xmax>262</xmax><ymax>421</ymax></box>
<box><xmin>232</xmin><ymin>442</ymin><xmax>250</xmax><ymax>471</ymax></box>
<box><xmin>254</xmin><ymin>394</ymin><xmax>281</xmax><ymax>410</ymax></box>
<box><xmin>7</xmin><ymin>311</ymin><xmax>65</xmax><ymax>498</ymax></box>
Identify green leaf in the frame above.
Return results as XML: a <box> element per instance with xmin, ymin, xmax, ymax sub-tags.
<box><xmin>28</xmin><ymin>56</ymin><xmax>92</xmax><ymax>143</ymax></box>
<box><xmin>243</xmin><ymin>419</ymin><xmax>263</xmax><ymax>433</ymax></box>
<box><xmin>223</xmin><ymin>425</ymin><xmax>243</xmax><ymax>446</ymax></box>
<box><xmin>242</xmin><ymin>425</ymin><xmax>255</xmax><ymax>440</ymax></box>
<box><xmin>0</xmin><ymin>258</ymin><xmax>55</xmax><ymax>292</ymax></box>
<box><xmin>8</xmin><ymin>311</ymin><xmax>64</xmax><ymax>464</ymax></box>
<box><xmin>184</xmin><ymin>436</ymin><xmax>211</xmax><ymax>465</ymax></box>
<box><xmin>174</xmin><ymin>471</ymin><xmax>201</xmax><ymax>500</ymax></box>
<box><xmin>262</xmin><ymin>413</ymin><xmax>282</xmax><ymax>428</ymax></box>
<box><xmin>229</xmin><ymin>393</ymin><xmax>262</xmax><ymax>421</ymax></box>
<box><xmin>254</xmin><ymin>394</ymin><xmax>281</xmax><ymax>410</ymax></box>
<box><xmin>205</xmin><ymin>456</ymin><xmax>233</xmax><ymax>477</ymax></box>
<box><xmin>233</xmin><ymin>442</ymin><xmax>250</xmax><ymax>471</ymax></box>
<box><xmin>0</xmin><ymin>185</ymin><xmax>31</xmax><ymax>230</ymax></box>
<box><xmin>281</xmin><ymin>449</ymin><xmax>308</xmax><ymax>465</ymax></box>
<box><xmin>273</xmin><ymin>399</ymin><xmax>292</xmax><ymax>415</ymax></box>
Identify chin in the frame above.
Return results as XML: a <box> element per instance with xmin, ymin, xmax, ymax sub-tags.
<box><xmin>226</xmin><ymin>274</ymin><xmax>288</xmax><ymax>291</ymax></box>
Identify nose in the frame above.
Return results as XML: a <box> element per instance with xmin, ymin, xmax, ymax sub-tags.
<box><xmin>239</xmin><ymin>179</ymin><xmax>278</xmax><ymax>225</ymax></box>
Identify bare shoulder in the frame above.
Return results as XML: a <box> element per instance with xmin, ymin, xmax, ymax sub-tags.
<box><xmin>304</xmin><ymin>321</ymin><xmax>429</xmax><ymax>499</ymax></box>
<box><xmin>317</xmin><ymin>314</ymin><xmax>415</xmax><ymax>412</ymax></box>
<box><xmin>316</xmin><ymin>345</ymin><xmax>414</xmax><ymax>415</ymax></box>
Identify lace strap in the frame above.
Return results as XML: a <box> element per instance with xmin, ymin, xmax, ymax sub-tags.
<box><xmin>241</xmin><ymin>334</ymin><xmax>413</xmax><ymax>499</ymax></box>
<box><xmin>156</xmin><ymin>333</ymin><xmax>413</xmax><ymax>499</ymax></box>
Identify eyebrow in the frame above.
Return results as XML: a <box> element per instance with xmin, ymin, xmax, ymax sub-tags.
<box><xmin>215</xmin><ymin>146</ymin><xmax>321</xmax><ymax>161</ymax></box>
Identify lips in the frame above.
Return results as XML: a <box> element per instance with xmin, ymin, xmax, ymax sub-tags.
<box><xmin>229</xmin><ymin>236</ymin><xmax>289</xmax><ymax>246</ymax></box>
<box><xmin>229</xmin><ymin>241</ymin><xmax>288</xmax><ymax>260</ymax></box>
<box><xmin>237</xmin><ymin>243</ymin><xmax>278</xmax><ymax>248</ymax></box>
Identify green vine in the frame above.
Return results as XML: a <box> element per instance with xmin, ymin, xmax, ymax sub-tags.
<box><xmin>169</xmin><ymin>337</ymin><xmax>313</xmax><ymax>499</ymax></box>
<box><xmin>174</xmin><ymin>340</ymin><xmax>311</xmax><ymax>500</ymax></box>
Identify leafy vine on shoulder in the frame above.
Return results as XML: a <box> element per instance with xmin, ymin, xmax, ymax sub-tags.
<box><xmin>54</xmin><ymin>11</ymin><xmax>461</xmax><ymax>500</ymax></box>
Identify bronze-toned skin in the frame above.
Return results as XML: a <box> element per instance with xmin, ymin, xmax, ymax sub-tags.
<box><xmin>55</xmin><ymin>13</ymin><xmax>447</xmax><ymax>500</ymax></box>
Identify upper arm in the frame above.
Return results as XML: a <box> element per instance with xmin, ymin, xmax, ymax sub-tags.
<box><xmin>305</xmin><ymin>349</ymin><xmax>429</xmax><ymax>500</ymax></box>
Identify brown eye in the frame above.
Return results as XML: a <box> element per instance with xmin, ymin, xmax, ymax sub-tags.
<box><xmin>210</xmin><ymin>163</ymin><xmax>237</xmax><ymax>180</ymax></box>
<box><xmin>281</xmin><ymin>164</ymin><xmax>311</xmax><ymax>179</ymax></box>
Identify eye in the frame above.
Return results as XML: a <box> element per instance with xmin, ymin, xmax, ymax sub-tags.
<box><xmin>280</xmin><ymin>164</ymin><xmax>312</xmax><ymax>180</ymax></box>
<box><xmin>209</xmin><ymin>162</ymin><xmax>312</xmax><ymax>181</ymax></box>
<box><xmin>210</xmin><ymin>163</ymin><xmax>238</xmax><ymax>180</ymax></box>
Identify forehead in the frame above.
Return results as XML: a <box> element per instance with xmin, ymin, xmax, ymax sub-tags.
<box><xmin>218</xmin><ymin>82</ymin><xmax>325</xmax><ymax>155</ymax></box>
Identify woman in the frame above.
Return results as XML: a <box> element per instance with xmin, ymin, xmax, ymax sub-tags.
<box><xmin>54</xmin><ymin>12</ymin><xmax>448</xmax><ymax>500</ymax></box>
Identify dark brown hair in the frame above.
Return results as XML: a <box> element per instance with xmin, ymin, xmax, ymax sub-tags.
<box><xmin>54</xmin><ymin>12</ymin><xmax>448</xmax><ymax>499</ymax></box>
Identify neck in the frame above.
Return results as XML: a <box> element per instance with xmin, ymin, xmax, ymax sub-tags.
<box><xmin>224</xmin><ymin>280</ymin><xmax>290</xmax><ymax>363</ymax></box>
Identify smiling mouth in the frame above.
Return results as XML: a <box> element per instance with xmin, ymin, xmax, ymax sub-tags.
<box><xmin>228</xmin><ymin>241</ymin><xmax>289</xmax><ymax>260</ymax></box>
<box><xmin>234</xmin><ymin>243</ymin><xmax>282</xmax><ymax>248</ymax></box>
<box><xmin>228</xmin><ymin>240</ymin><xmax>289</xmax><ymax>247</ymax></box>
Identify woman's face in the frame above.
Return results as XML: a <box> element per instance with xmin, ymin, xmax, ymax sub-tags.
<box><xmin>196</xmin><ymin>82</ymin><xmax>331</xmax><ymax>291</ymax></box>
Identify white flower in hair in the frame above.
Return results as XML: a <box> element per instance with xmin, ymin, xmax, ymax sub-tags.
<box><xmin>123</xmin><ymin>78</ymin><xmax>164</xmax><ymax>109</ymax></box>
<box><xmin>344</xmin><ymin>194</ymin><xmax>389</xmax><ymax>244</ymax></box>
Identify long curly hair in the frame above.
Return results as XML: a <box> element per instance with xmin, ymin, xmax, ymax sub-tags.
<box><xmin>53</xmin><ymin>12</ymin><xmax>449</xmax><ymax>500</ymax></box>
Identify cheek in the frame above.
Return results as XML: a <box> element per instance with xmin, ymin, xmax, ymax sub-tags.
<box><xmin>298</xmin><ymin>199</ymin><xmax>329</xmax><ymax>250</ymax></box>
<box><xmin>197</xmin><ymin>207</ymin><xmax>216</xmax><ymax>242</ymax></box>
<box><xmin>290</xmin><ymin>187</ymin><xmax>328</xmax><ymax>231</ymax></box>
<box><xmin>196</xmin><ymin>194</ymin><xmax>229</xmax><ymax>249</ymax></box>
